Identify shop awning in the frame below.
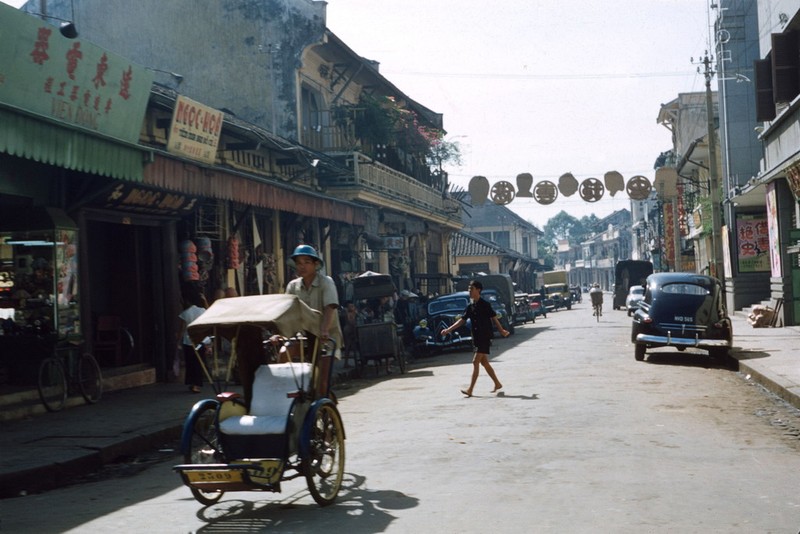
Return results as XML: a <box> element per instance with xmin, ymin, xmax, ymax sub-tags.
<box><xmin>0</xmin><ymin>107</ymin><xmax>148</xmax><ymax>182</ymax></box>
<box><xmin>144</xmin><ymin>154</ymin><xmax>365</xmax><ymax>226</ymax></box>
<box><xmin>0</xmin><ymin>206</ymin><xmax>77</xmax><ymax>232</ymax></box>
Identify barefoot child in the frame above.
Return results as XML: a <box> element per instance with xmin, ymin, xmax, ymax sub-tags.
<box><xmin>441</xmin><ymin>280</ymin><xmax>509</xmax><ymax>397</ymax></box>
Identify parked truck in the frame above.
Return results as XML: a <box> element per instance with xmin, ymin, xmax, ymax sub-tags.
<box><xmin>613</xmin><ymin>260</ymin><xmax>654</xmax><ymax>310</ymax></box>
<box><xmin>542</xmin><ymin>270</ymin><xmax>571</xmax><ymax>310</ymax></box>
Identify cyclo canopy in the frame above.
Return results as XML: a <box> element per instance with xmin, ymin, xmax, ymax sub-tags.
<box><xmin>187</xmin><ymin>294</ymin><xmax>327</xmax><ymax>346</ymax></box>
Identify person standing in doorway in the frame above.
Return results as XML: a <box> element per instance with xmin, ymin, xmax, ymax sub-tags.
<box><xmin>177</xmin><ymin>285</ymin><xmax>207</xmax><ymax>393</ymax></box>
<box><xmin>440</xmin><ymin>280</ymin><xmax>509</xmax><ymax>397</ymax></box>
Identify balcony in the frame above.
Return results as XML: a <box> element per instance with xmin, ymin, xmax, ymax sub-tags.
<box><xmin>319</xmin><ymin>152</ymin><xmax>461</xmax><ymax>228</ymax></box>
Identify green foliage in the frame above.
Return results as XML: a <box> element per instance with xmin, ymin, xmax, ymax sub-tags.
<box><xmin>429</xmin><ymin>138</ymin><xmax>463</xmax><ymax>171</ymax></box>
<box><xmin>331</xmin><ymin>94</ymin><xmax>444</xmax><ymax>161</ymax></box>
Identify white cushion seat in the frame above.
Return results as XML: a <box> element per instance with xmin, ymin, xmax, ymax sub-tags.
<box><xmin>220</xmin><ymin>362</ymin><xmax>312</xmax><ymax>436</ymax></box>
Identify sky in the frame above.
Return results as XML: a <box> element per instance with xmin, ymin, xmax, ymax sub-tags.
<box><xmin>3</xmin><ymin>0</ymin><xmax>715</xmax><ymax>230</ymax></box>
<box><xmin>325</xmin><ymin>0</ymin><xmax>714</xmax><ymax>228</ymax></box>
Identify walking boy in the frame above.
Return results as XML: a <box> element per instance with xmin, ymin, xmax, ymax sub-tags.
<box><xmin>441</xmin><ymin>280</ymin><xmax>509</xmax><ymax>397</ymax></box>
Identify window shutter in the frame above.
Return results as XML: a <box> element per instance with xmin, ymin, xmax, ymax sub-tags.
<box><xmin>772</xmin><ymin>31</ymin><xmax>799</xmax><ymax>103</ymax></box>
<box><xmin>754</xmin><ymin>57</ymin><xmax>775</xmax><ymax>122</ymax></box>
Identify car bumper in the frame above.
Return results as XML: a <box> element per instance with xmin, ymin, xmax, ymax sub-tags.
<box><xmin>636</xmin><ymin>333</ymin><xmax>731</xmax><ymax>349</ymax></box>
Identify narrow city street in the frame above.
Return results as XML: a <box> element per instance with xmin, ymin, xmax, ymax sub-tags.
<box><xmin>2</xmin><ymin>298</ymin><xmax>800</xmax><ymax>533</ymax></box>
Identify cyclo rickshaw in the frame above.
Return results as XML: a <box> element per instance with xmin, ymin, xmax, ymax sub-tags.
<box><xmin>173</xmin><ymin>294</ymin><xmax>345</xmax><ymax>507</ymax></box>
<box><xmin>351</xmin><ymin>272</ymin><xmax>407</xmax><ymax>376</ymax></box>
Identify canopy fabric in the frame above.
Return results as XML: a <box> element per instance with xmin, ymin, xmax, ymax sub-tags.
<box><xmin>187</xmin><ymin>294</ymin><xmax>322</xmax><ymax>344</ymax></box>
<box><xmin>0</xmin><ymin>107</ymin><xmax>148</xmax><ymax>182</ymax></box>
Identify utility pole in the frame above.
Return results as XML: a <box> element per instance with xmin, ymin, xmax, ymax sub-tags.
<box><xmin>701</xmin><ymin>52</ymin><xmax>725</xmax><ymax>281</ymax></box>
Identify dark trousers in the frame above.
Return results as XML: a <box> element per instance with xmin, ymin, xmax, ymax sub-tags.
<box><xmin>183</xmin><ymin>344</ymin><xmax>204</xmax><ymax>387</ymax></box>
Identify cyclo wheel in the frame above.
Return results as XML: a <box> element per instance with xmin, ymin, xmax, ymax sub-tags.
<box><xmin>185</xmin><ymin>404</ymin><xmax>225</xmax><ymax>506</ymax></box>
<box><xmin>38</xmin><ymin>357</ymin><xmax>67</xmax><ymax>412</ymax></box>
<box><xmin>78</xmin><ymin>352</ymin><xmax>103</xmax><ymax>404</ymax></box>
<box><xmin>303</xmin><ymin>402</ymin><xmax>345</xmax><ymax>506</ymax></box>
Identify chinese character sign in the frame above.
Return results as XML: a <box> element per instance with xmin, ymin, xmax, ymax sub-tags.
<box><xmin>736</xmin><ymin>215</ymin><xmax>770</xmax><ymax>273</ymax></box>
<box><xmin>0</xmin><ymin>4</ymin><xmax>153</xmax><ymax>143</ymax></box>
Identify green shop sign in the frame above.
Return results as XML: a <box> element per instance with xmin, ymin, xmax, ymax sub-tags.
<box><xmin>0</xmin><ymin>3</ymin><xmax>152</xmax><ymax>144</ymax></box>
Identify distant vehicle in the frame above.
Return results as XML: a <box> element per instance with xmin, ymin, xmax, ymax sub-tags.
<box><xmin>613</xmin><ymin>260</ymin><xmax>653</xmax><ymax>310</ymax></box>
<box><xmin>513</xmin><ymin>293</ymin><xmax>535</xmax><ymax>324</ymax></box>
<box><xmin>528</xmin><ymin>294</ymin><xmax>549</xmax><ymax>317</ymax></box>
<box><xmin>456</xmin><ymin>274</ymin><xmax>516</xmax><ymax>334</ymax></box>
<box><xmin>542</xmin><ymin>270</ymin><xmax>572</xmax><ymax>310</ymax></box>
<box><xmin>569</xmin><ymin>285</ymin><xmax>582</xmax><ymax>304</ymax></box>
<box><xmin>631</xmin><ymin>273</ymin><xmax>733</xmax><ymax>366</ymax></box>
<box><xmin>481</xmin><ymin>289</ymin><xmax>512</xmax><ymax>334</ymax></box>
<box><xmin>625</xmin><ymin>285</ymin><xmax>645</xmax><ymax>316</ymax></box>
<box><xmin>416</xmin><ymin>291</ymin><xmax>473</xmax><ymax>355</ymax></box>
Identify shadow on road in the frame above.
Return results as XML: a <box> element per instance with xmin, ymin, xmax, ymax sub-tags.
<box><xmin>495</xmin><ymin>391</ymin><xmax>539</xmax><ymax>400</ymax></box>
<box><xmin>194</xmin><ymin>472</ymin><xmax>417</xmax><ymax>533</ymax></box>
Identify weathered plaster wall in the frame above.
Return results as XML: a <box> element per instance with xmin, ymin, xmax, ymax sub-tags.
<box><xmin>27</xmin><ymin>0</ymin><xmax>327</xmax><ymax>139</ymax></box>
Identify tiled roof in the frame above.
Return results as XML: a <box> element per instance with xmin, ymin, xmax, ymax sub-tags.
<box><xmin>459</xmin><ymin>193</ymin><xmax>543</xmax><ymax>234</ymax></box>
<box><xmin>451</xmin><ymin>231</ymin><xmax>506</xmax><ymax>257</ymax></box>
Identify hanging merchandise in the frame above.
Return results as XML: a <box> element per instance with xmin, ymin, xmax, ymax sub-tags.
<box><xmin>227</xmin><ymin>235</ymin><xmax>240</xmax><ymax>269</ymax></box>
<box><xmin>180</xmin><ymin>239</ymin><xmax>200</xmax><ymax>281</ymax></box>
<box><xmin>196</xmin><ymin>236</ymin><xmax>214</xmax><ymax>264</ymax></box>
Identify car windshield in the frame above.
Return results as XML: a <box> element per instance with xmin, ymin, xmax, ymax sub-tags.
<box><xmin>429</xmin><ymin>297</ymin><xmax>468</xmax><ymax>314</ymax></box>
<box><xmin>629</xmin><ymin>287</ymin><xmax>644</xmax><ymax>296</ymax></box>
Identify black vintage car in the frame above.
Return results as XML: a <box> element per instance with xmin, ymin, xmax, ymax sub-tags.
<box><xmin>481</xmin><ymin>289</ymin><xmax>515</xmax><ymax>334</ymax></box>
<box><xmin>413</xmin><ymin>291</ymin><xmax>473</xmax><ymax>356</ymax></box>
<box><xmin>631</xmin><ymin>273</ymin><xmax>733</xmax><ymax>365</ymax></box>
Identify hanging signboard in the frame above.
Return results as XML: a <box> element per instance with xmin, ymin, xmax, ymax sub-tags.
<box><xmin>166</xmin><ymin>94</ymin><xmax>224</xmax><ymax>165</ymax></box>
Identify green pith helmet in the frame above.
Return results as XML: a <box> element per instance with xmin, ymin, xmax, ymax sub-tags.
<box><xmin>290</xmin><ymin>244</ymin><xmax>324</xmax><ymax>269</ymax></box>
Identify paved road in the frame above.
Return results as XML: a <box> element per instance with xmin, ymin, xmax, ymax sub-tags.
<box><xmin>2</xmin><ymin>300</ymin><xmax>800</xmax><ymax>533</ymax></box>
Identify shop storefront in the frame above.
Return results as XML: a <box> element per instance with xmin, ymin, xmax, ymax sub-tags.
<box><xmin>0</xmin><ymin>5</ymin><xmax>153</xmax><ymax>385</ymax></box>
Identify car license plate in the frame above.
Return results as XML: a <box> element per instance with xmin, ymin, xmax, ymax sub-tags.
<box><xmin>186</xmin><ymin>469</ymin><xmax>243</xmax><ymax>483</ymax></box>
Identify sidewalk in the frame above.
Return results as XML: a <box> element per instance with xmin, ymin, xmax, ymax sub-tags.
<box><xmin>0</xmin><ymin>316</ymin><xmax>797</xmax><ymax>499</ymax></box>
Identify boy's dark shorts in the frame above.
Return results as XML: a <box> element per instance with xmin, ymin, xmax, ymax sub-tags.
<box><xmin>473</xmin><ymin>339</ymin><xmax>492</xmax><ymax>354</ymax></box>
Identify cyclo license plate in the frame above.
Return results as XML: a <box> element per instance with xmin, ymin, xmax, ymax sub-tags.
<box><xmin>185</xmin><ymin>470</ymin><xmax>244</xmax><ymax>483</ymax></box>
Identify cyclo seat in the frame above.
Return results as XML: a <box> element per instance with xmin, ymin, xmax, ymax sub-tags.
<box><xmin>219</xmin><ymin>362</ymin><xmax>312</xmax><ymax>459</ymax></box>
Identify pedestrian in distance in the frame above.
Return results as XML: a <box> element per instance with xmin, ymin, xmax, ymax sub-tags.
<box><xmin>440</xmin><ymin>279</ymin><xmax>509</xmax><ymax>397</ymax></box>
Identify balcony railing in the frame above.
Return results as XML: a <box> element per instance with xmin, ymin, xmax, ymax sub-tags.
<box><xmin>320</xmin><ymin>152</ymin><xmax>458</xmax><ymax>218</ymax></box>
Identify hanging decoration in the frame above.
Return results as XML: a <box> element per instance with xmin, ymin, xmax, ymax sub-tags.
<box><xmin>227</xmin><ymin>235</ymin><xmax>240</xmax><ymax>270</ymax></box>
<box><xmin>179</xmin><ymin>239</ymin><xmax>200</xmax><ymax>281</ymax></box>
<box><xmin>470</xmin><ymin>173</ymin><xmax>653</xmax><ymax>206</ymax></box>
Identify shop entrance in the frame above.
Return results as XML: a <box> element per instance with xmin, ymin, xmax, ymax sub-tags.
<box><xmin>85</xmin><ymin>217</ymin><xmax>170</xmax><ymax>371</ymax></box>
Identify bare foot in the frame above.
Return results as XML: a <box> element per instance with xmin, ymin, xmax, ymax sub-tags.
<box><xmin>491</xmin><ymin>384</ymin><xmax>503</xmax><ymax>393</ymax></box>
<box><xmin>461</xmin><ymin>389</ymin><xmax>473</xmax><ymax>397</ymax></box>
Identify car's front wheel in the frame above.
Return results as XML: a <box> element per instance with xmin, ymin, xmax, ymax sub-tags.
<box><xmin>634</xmin><ymin>344</ymin><xmax>646</xmax><ymax>361</ymax></box>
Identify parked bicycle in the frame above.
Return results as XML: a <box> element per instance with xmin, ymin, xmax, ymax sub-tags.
<box><xmin>37</xmin><ymin>339</ymin><xmax>103</xmax><ymax>412</ymax></box>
